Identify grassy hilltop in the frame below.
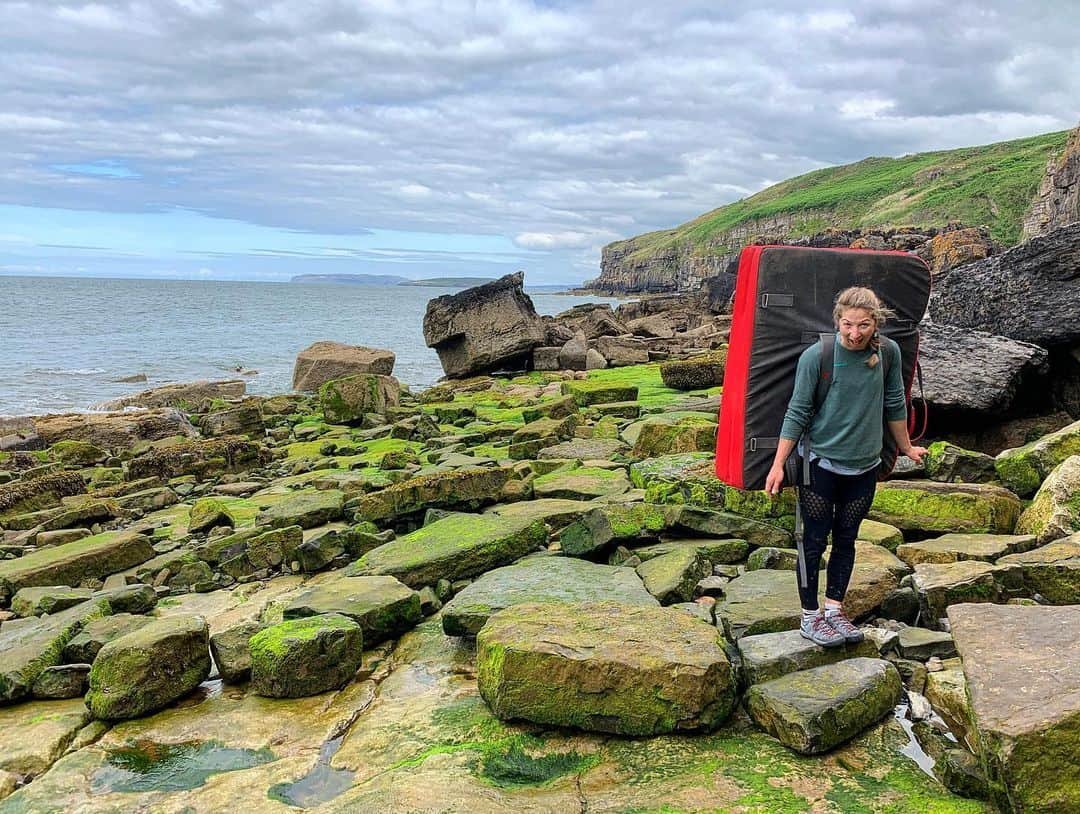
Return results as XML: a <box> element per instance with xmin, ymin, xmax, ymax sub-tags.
<box><xmin>608</xmin><ymin>129</ymin><xmax>1071</xmax><ymax>270</ymax></box>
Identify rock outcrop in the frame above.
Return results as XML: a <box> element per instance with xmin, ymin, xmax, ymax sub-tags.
<box><xmin>929</xmin><ymin>223</ymin><xmax>1080</xmax><ymax>347</ymax></box>
<box><xmin>1022</xmin><ymin>123</ymin><xmax>1080</xmax><ymax>239</ymax></box>
<box><xmin>93</xmin><ymin>379</ymin><xmax>246</xmax><ymax>411</ymax></box>
<box><xmin>423</xmin><ymin>272</ymin><xmax>546</xmax><ymax>378</ymax></box>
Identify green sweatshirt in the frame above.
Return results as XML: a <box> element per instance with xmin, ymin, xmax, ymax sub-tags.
<box><xmin>779</xmin><ymin>335</ymin><xmax>907</xmax><ymax>472</ymax></box>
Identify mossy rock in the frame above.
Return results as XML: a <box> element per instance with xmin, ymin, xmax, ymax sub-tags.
<box><xmin>559</xmin><ymin>380</ymin><xmax>639</xmax><ymax>406</ymax></box>
<box><xmin>531</xmin><ymin>466</ymin><xmax>631</xmax><ymax>501</ymax></box>
<box><xmin>994</xmin><ymin>418</ymin><xmax>1080</xmax><ymax>497</ymax></box>
<box><xmin>631</xmin><ymin>417</ymin><xmax>717</xmax><ymax>458</ymax></box>
<box><xmin>629</xmin><ymin>452</ymin><xmax>727</xmax><ymax>508</ymax></box>
<box><xmin>357</xmin><ymin>466</ymin><xmax>511</xmax><ymax>523</ymax></box>
<box><xmin>86</xmin><ymin>614</ymin><xmax>210</xmax><ymax>720</ymax></box>
<box><xmin>925</xmin><ymin>441</ymin><xmax>996</xmax><ymax>483</ymax></box>
<box><xmin>911</xmin><ymin>561</ymin><xmax>1002</xmax><ymax>627</ymax></box>
<box><xmin>48</xmin><ymin>440</ymin><xmax>108</xmax><ymax>467</ymax></box>
<box><xmin>858</xmin><ymin>518</ymin><xmax>904</xmax><ymax>551</ymax></box>
<box><xmin>559</xmin><ymin>503</ymin><xmax>667</xmax><ymax>558</ymax></box>
<box><xmin>477</xmin><ymin>600</ymin><xmax>736</xmax><ymax>736</ymax></box>
<box><xmin>870</xmin><ymin>480</ymin><xmax>1021</xmax><ymax>535</ymax></box>
<box><xmin>659</xmin><ymin>349</ymin><xmax>727</xmax><ymax>391</ymax></box>
<box><xmin>738</xmin><ymin>629</ymin><xmax>879</xmax><ymax>685</ymax></box>
<box><xmin>0</xmin><ymin>471</ymin><xmax>86</xmax><ymax>523</ymax></box>
<box><xmin>125</xmin><ymin>436</ymin><xmax>268</xmax><ymax>481</ymax></box>
<box><xmin>10</xmin><ymin>586</ymin><xmax>93</xmax><ymax>618</ymax></box>
<box><xmin>442</xmin><ymin>557</ymin><xmax>657</xmax><ymax>636</ymax></box>
<box><xmin>896</xmin><ymin>533</ymin><xmax>1037</xmax><ymax>567</ymax></box>
<box><xmin>283</xmin><ymin>575</ymin><xmax>422</xmax><ymax>646</ymax></box>
<box><xmin>635</xmin><ymin>546</ymin><xmax>712</xmax><ymax>604</ymax></box>
<box><xmin>997</xmin><ymin>535</ymin><xmax>1080</xmax><ymax>604</ymax></box>
<box><xmin>187</xmin><ymin>497</ymin><xmax>236</xmax><ymax>534</ymax></box>
<box><xmin>347</xmin><ymin>512</ymin><xmax>548</xmax><ymax>588</ymax></box>
<box><xmin>319</xmin><ymin>373</ymin><xmax>400</xmax><ymax>424</ymax></box>
<box><xmin>1014</xmin><ymin>455</ymin><xmax>1080</xmax><ymax>544</ymax></box>
<box><xmin>746</xmin><ymin>658</ymin><xmax>902</xmax><ymax>754</ymax></box>
<box><xmin>249</xmin><ymin>612</ymin><xmax>363</xmax><ymax>698</ymax></box>
<box><xmin>254</xmin><ymin>489</ymin><xmax>344</xmax><ymax>529</ymax></box>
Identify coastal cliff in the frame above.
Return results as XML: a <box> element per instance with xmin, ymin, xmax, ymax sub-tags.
<box><xmin>586</xmin><ymin>128</ymin><xmax>1075</xmax><ymax>294</ymax></box>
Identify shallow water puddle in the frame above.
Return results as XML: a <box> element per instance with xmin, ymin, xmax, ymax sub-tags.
<box><xmin>893</xmin><ymin>703</ymin><xmax>936</xmax><ymax>778</ymax></box>
<box><xmin>91</xmin><ymin>739</ymin><xmax>274</xmax><ymax>793</ymax></box>
<box><xmin>267</xmin><ymin>732</ymin><xmax>355</xmax><ymax>808</ymax></box>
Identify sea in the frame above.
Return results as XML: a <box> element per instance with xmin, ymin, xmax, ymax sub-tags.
<box><xmin>0</xmin><ymin>276</ymin><xmax>624</xmax><ymax>417</ymax></box>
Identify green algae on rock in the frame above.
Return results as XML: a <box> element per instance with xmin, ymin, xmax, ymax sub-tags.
<box><xmin>282</xmin><ymin>574</ymin><xmax>422</xmax><ymax>646</ymax></box>
<box><xmin>249</xmin><ymin>612</ymin><xmax>363</xmax><ymax>698</ymax></box>
<box><xmin>531</xmin><ymin>465</ymin><xmax>631</xmax><ymax>501</ymax></box>
<box><xmin>318</xmin><ymin>373</ymin><xmax>400</xmax><ymax>424</ymax></box>
<box><xmin>347</xmin><ymin>512</ymin><xmax>548</xmax><ymax>588</ymax></box>
<box><xmin>635</xmin><ymin>546</ymin><xmax>712</xmax><ymax>604</ymax></box>
<box><xmin>86</xmin><ymin>614</ymin><xmax>211</xmax><ymax>720</ymax></box>
<box><xmin>254</xmin><ymin>488</ymin><xmax>344</xmax><ymax>529</ymax></box>
<box><xmin>746</xmin><ymin>658</ymin><xmax>902</xmax><ymax>754</ymax></box>
<box><xmin>356</xmin><ymin>465</ymin><xmax>512</xmax><ymax>522</ymax></box>
<box><xmin>869</xmin><ymin>480</ymin><xmax>1021</xmax><ymax>535</ymax></box>
<box><xmin>1013</xmin><ymin>454</ymin><xmax>1080</xmax><ymax>544</ymax></box>
<box><xmin>441</xmin><ymin>556</ymin><xmax>658</xmax><ymax>636</ymax></box>
<box><xmin>896</xmin><ymin>532</ymin><xmax>1037</xmax><ymax>567</ymax></box>
<box><xmin>186</xmin><ymin>497</ymin><xmax>236</xmax><ymax>533</ymax></box>
<box><xmin>560</xmin><ymin>379</ymin><xmax>639</xmax><ymax>406</ymax></box>
<box><xmin>558</xmin><ymin>502</ymin><xmax>667</xmax><ymax>558</ymax></box>
<box><xmin>996</xmin><ymin>534</ymin><xmax>1080</xmax><ymax>603</ymax></box>
<box><xmin>994</xmin><ymin>418</ymin><xmax>1080</xmax><ymax>497</ymax></box>
<box><xmin>477</xmin><ymin>600</ymin><xmax>736</xmax><ymax>736</ymax></box>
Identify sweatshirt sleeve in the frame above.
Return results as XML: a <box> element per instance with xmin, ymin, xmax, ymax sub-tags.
<box><xmin>884</xmin><ymin>339</ymin><xmax>907</xmax><ymax>422</ymax></box>
<box><xmin>779</xmin><ymin>344</ymin><xmax>820</xmax><ymax>441</ymax></box>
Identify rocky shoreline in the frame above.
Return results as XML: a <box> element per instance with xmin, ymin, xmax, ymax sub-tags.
<box><xmin>1</xmin><ymin>232</ymin><xmax>1079</xmax><ymax>812</ymax></box>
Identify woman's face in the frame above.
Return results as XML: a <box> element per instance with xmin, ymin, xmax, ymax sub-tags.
<box><xmin>837</xmin><ymin>307</ymin><xmax>875</xmax><ymax>350</ymax></box>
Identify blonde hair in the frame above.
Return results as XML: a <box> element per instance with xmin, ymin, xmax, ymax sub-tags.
<box><xmin>833</xmin><ymin>286</ymin><xmax>895</xmax><ymax>362</ymax></box>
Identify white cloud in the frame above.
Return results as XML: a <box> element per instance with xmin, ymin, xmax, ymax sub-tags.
<box><xmin>0</xmin><ymin>0</ymin><xmax>1075</xmax><ymax>284</ymax></box>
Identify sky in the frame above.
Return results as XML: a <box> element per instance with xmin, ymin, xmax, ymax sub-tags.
<box><xmin>0</xmin><ymin>1</ymin><xmax>1077</xmax><ymax>285</ymax></box>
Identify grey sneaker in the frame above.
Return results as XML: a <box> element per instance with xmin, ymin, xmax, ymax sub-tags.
<box><xmin>800</xmin><ymin>612</ymin><xmax>845</xmax><ymax>648</ymax></box>
<box><xmin>824</xmin><ymin>608</ymin><xmax>864</xmax><ymax>644</ymax></box>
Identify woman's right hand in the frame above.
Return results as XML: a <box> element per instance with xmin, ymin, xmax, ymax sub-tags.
<box><xmin>764</xmin><ymin>464</ymin><xmax>786</xmax><ymax>496</ymax></box>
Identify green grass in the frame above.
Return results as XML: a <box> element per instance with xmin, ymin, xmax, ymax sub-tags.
<box><xmin>613</xmin><ymin>129</ymin><xmax>1071</xmax><ymax>265</ymax></box>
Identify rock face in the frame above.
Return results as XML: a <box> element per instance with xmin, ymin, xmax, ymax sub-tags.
<box><xmin>93</xmin><ymin>379</ymin><xmax>245</xmax><ymax>411</ymax></box>
<box><xmin>423</xmin><ymin>272</ymin><xmax>547</xmax><ymax>378</ymax></box>
<box><xmin>85</xmin><ymin>614</ymin><xmax>210</xmax><ymax>720</ymax></box>
<box><xmin>746</xmin><ymin>658</ymin><xmax>903</xmax><ymax>755</ymax></box>
<box><xmin>292</xmin><ymin>341</ymin><xmax>396</xmax><ymax>392</ymax></box>
<box><xmin>948</xmin><ymin>604</ymin><xmax>1080</xmax><ymax>813</ymax></box>
<box><xmin>916</xmin><ymin>323</ymin><xmax>1049</xmax><ymax>414</ymax></box>
<box><xmin>441</xmin><ymin>556</ymin><xmax>658</xmax><ymax>636</ymax></box>
<box><xmin>1023</xmin><ymin>123</ymin><xmax>1080</xmax><ymax>239</ymax></box>
<box><xmin>477</xmin><ymin>600</ymin><xmax>736</xmax><ymax>736</ymax></box>
<box><xmin>929</xmin><ymin>223</ymin><xmax>1080</xmax><ymax>347</ymax></box>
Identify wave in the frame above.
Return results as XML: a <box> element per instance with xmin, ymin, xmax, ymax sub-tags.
<box><xmin>32</xmin><ymin>367</ymin><xmax>107</xmax><ymax>376</ymax></box>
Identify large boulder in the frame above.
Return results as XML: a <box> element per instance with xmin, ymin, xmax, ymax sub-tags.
<box><xmin>423</xmin><ymin>272</ymin><xmax>546</xmax><ymax>378</ymax></box>
<box><xmin>746</xmin><ymin>658</ymin><xmax>902</xmax><ymax>754</ymax></box>
<box><xmin>948</xmin><ymin>604</ymin><xmax>1080</xmax><ymax>813</ymax></box>
<box><xmin>916</xmin><ymin>323</ymin><xmax>1049</xmax><ymax>415</ymax></box>
<box><xmin>249</xmin><ymin>613</ymin><xmax>363</xmax><ymax>698</ymax></box>
<box><xmin>30</xmin><ymin>408</ymin><xmax>197</xmax><ymax>453</ymax></box>
<box><xmin>659</xmin><ymin>350</ymin><xmax>727</xmax><ymax>391</ymax></box>
<box><xmin>319</xmin><ymin>374</ymin><xmax>400</xmax><ymax>424</ymax></box>
<box><xmin>1014</xmin><ymin>455</ymin><xmax>1080</xmax><ymax>543</ymax></box>
<box><xmin>869</xmin><ymin>480</ymin><xmax>1021</xmax><ymax>535</ymax></box>
<box><xmin>996</xmin><ymin>420</ymin><xmax>1080</xmax><ymax>498</ymax></box>
<box><xmin>929</xmin><ymin>223</ymin><xmax>1080</xmax><ymax>347</ymax></box>
<box><xmin>93</xmin><ymin>379</ymin><xmax>245</xmax><ymax>411</ymax></box>
<box><xmin>292</xmin><ymin>341</ymin><xmax>396</xmax><ymax>392</ymax></box>
<box><xmin>85</xmin><ymin>614</ymin><xmax>210</xmax><ymax>720</ymax></box>
<box><xmin>441</xmin><ymin>556</ymin><xmax>658</xmax><ymax>636</ymax></box>
<box><xmin>477</xmin><ymin>600</ymin><xmax>736</xmax><ymax>736</ymax></box>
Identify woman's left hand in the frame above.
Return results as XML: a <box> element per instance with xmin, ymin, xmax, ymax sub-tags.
<box><xmin>903</xmin><ymin>445</ymin><xmax>928</xmax><ymax>465</ymax></box>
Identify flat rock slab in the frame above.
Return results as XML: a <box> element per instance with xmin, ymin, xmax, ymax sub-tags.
<box><xmin>357</xmin><ymin>466</ymin><xmax>511</xmax><ymax>523</ymax></box>
<box><xmin>948</xmin><ymin>604</ymin><xmax>1080</xmax><ymax>813</ymax></box>
<box><xmin>0</xmin><ymin>597</ymin><xmax>112</xmax><ymax>703</ymax></box>
<box><xmin>997</xmin><ymin>535</ymin><xmax>1080</xmax><ymax>603</ymax></box>
<box><xmin>442</xmin><ymin>556</ymin><xmax>657</xmax><ymax>636</ymax></box>
<box><xmin>0</xmin><ymin>531</ymin><xmax>154</xmax><ymax>600</ymax></box>
<box><xmin>531</xmin><ymin>466</ymin><xmax>631</xmax><ymax>501</ymax></box>
<box><xmin>716</xmin><ymin>569</ymin><xmax>801</xmax><ymax>640</ymax></box>
<box><xmin>737</xmin><ymin>629</ymin><xmax>879</xmax><ymax>685</ymax></box>
<box><xmin>0</xmin><ymin>698</ymin><xmax>92</xmax><ymax>778</ymax></box>
<box><xmin>483</xmin><ymin>498</ymin><xmax>593</xmax><ymax>529</ymax></box>
<box><xmin>870</xmin><ymin>480</ymin><xmax>1022</xmax><ymax>535</ymax></box>
<box><xmin>347</xmin><ymin>513</ymin><xmax>548</xmax><ymax>588</ymax></box>
<box><xmin>896</xmin><ymin>626</ymin><xmax>957</xmax><ymax>660</ymax></box>
<box><xmin>897</xmin><ymin>532</ymin><xmax>1037</xmax><ymax>567</ymax></box>
<box><xmin>746</xmin><ymin>658</ymin><xmax>902</xmax><ymax>754</ymax></box>
<box><xmin>254</xmin><ymin>489</ymin><xmax>344</xmax><ymax>529</ymax></box>
<box><xmin>633</xmin><ymin>537</ymin><xmax>749</xmax><ymax>565</ymax></box>
<box><xmin>478</xmin><ymin>600</ymin><xmax>735</xmax><ymax>736</ymax></box>
<box><xmin>10</xmin><ymin>586</ymin><xmax>93</xmax><ymax>618</ymax></box>
<box><xmin>537</xmin><ymin>438</ymin><xmax>630</xmax><ymax>460</ymax></box>
<box><xmin>282</xmin><ymin>574</ymin><xmax>422</xmax><ymax>646</ymax></box>
<box><xmin>912</xmin><ymin>561</ymin><xmax>1001</xmax><ymax>627</ymax></box>
<box><xmin>86</xmin><ymin>614</ymin><xmax>211</xmax><ymax>720</ymax></box>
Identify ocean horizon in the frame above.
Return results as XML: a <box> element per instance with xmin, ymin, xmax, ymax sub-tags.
<box><xmin>0</xmin><ymin>275</ymin><xmax>622</xmax><ymax>417</ymax></box>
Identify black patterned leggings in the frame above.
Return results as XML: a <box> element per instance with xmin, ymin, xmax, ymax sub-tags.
<box><xmin>796</xmin><ymin>460</ymin><xmax>878</xmax><ymax>611</ymax></box>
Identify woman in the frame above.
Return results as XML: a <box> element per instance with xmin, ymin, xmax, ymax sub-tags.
<box><xmin>764</xmin><ymin>287</ymin><xmax>927</xmax><ymax>648</ymax></box>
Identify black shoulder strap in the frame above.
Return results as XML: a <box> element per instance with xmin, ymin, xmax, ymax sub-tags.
<box><xmin>814</xmin><ymin>332</ymin><xmax>834</xmax><ymax>409</ymax></box>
